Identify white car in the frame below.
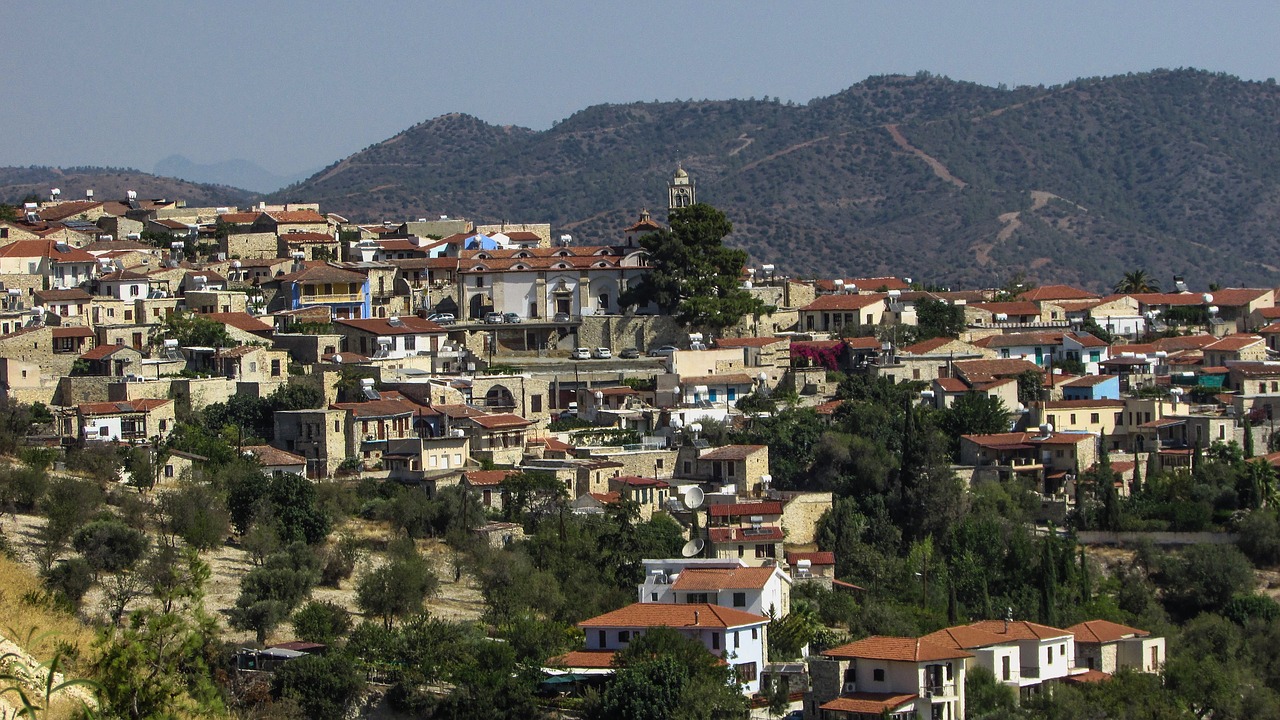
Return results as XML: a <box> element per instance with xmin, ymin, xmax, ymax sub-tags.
<box><xmin>570</xmin><ymin>347</ymin><xmax>591</xmax><ymax>360</ymax></box>
<box><xmin>592</xmin><ymin>347</ymin><xmax>612</xmax><ymax>359</ymax></box>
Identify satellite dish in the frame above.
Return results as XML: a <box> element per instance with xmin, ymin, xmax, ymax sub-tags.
<box><xmin>669</xmin><ymin>416</ymin><xmax>684</xmax><ymax>429</ymax></box>
<box><xmin>682</xmin><ymin>486</ymin><xmax>705</xmax><ymax>510</ymax></box>
<box><xmin>332</xmin><ymin>354</ymin><xmax>342</xmax><ymax>364</ymax></box>
<box><xmin>680</xmin><ymin>538</ymin><xmax>705</xmax><ymax>558</ymax></box>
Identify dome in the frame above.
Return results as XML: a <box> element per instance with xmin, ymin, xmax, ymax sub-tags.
<box><xmin>673</xmin><ymin>166</ymin><xmax>688</xmax><ymax>179</ymax></box>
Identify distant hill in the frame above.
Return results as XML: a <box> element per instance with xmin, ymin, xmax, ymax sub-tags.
<box><xmin>154</xmin><ymin>155</ymin><xmax>316</xmax><ymax>194</ymax></box>
<box><xmin>275</xmin><ymin>69</ymin><xmax>1280</xmax><ymax>290</ymax></box>
<box><xmin>0</xmin><ymin>166</ymin><xmax>255</xmax><ymax>209</ymax></box>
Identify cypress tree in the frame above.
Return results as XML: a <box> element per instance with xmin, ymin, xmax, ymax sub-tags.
<box><xmin>1130</xmin><ymin>453</ymin><xmax>1143</xmax><ymax>496</ymax></box>
<box><xmin>1244</xmin><ymin>417</ymin><xmax>1255</xmax><ymax>459</ymax></box>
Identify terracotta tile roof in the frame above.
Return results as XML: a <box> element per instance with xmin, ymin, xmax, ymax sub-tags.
<box><xmin>1204</xmin><ymin>335</ymin><xmax>1264</xmax><ymax>352</ymax></box>
<box><xmin>1066</xmin><ymin>619</ymin><xmax>1149</xmax><ymax>644</ymax></box>
<box><xmin>800</xmin><ymin>294</ymin><xmax>886</xmax><ymax>312</ymax></box>
<box><xmin>335</xmin><ymin>315</ymin><xmax>444</xmax><ymax>335</ymax></box>
<box><xmin>590</xmin><ymin>491</ymin><xmax>621</xmax><ymax>504</ymax></box>
<box><xmin>714</xmin><ymin>337</ymin><xmax>787</xmax><ymax>348</ymax></box>
<box><xmin>671</xmin><ymin>566</ymin><xmax>777</xmax><ymax>591</ymax></box>
<box><xmin>434</xmin><ymin>404</ymin><xmax>488</xmax><ymax>419</ymax></box>
<box><xmin>594</xmin><ymin>386</ymin><xmax>639</xmax><ymax>397</ymax></box>
<box><xmin>578</xmin><ymin>602</ymin><xmax>767</xmax><ymax>629</ymax></box>
<box><xmin>0</xmin><ymin>239</ymin><xmax>96</xmax><ymax>263</ymax></box>
<box><xmin>151</xmin><ymin>218</ymin><xmax>193</xmax><ymax>230</ymax></box>
<box><xmin>244</xmin><ymin>445</ymin><xmax>307</xmax><ymax>467</ymax></box>
<box><xmin>679</xmin><ymin>373</ymin><xmax>756</xmax><ymax>387</ymax></box>
<box><xmin>1228</xmin><ymin>362</ymin><xmax>1280</xmax><ymax>377</ymax></box>
<box><xmin>51</xmin><ymin>326</ymin><xmax>93</xmax><ymax>338</ymax></box>
<box><xmin>331</xmin><ymin>393</ymin><xmax>424</xmax><ymax>418</ymax></box>
<box><xmin>844</xmin><ymin>336</ymin><xmax>883</xmax><ymax>350</ymax></box>
<box><xmin>819</xmin><ymin>693</ymin><xmax>918</xmax><ymax>714</ymax></box>
<box><xmin>814</xmin><ymin>276</ymin><xmax>909</xmax><ymax>292</ymax></box>
<box><xmin>83</xmin><ymin>239</ymin><xmax>153</xmax><ymax>252</ymax></box>
<box><xmin>277</xmin><ymin>263</ymin><xmax>366</xmax><ymax>284</ymax></box>
<box><xmin>280</xmin><ymin>231</ymin><xmax>336</xmax><ymax>244</ymax></box>
<box><xmin>823</xmin><ymin>635</ymin><xmax>973</xmax><ymax>661</ymax></box>
<box><xmin>1205</xmin><ymin>288</ymin><xmax>1271</xmax><ymax>306</ymax></box>
<box><xmin>200</xmin><ymin>312</ymin><xmax>273</xmax><ymax>334</ymax></box>
<box><xmin>1124</xmin><ymin>292</ymin><xmax>1212</xmax><ymax>306</ymax></box>
<box><xmin>219</xmin><ymin>212</ymin><xmax>262</xmax><ymax>224</ymax></box>
<box><xmin>37</xmin><ymin>201</ymin><xmax>103</xmax><ymax>222</ymax></box>
<box><xmin>966</xmin><ymin>619</ymin><xmax>1072</xmax><ymax>641</ymax></box>
<box><xmin>80</xmin><ymin>344</ymin><xmax>131</xmax><ymax>360</ymax></box>
<box><xmin>35</xmin><ymin>288</ymin><xmax>92</xmax><ymax>303</ymax></box>
<box><xmin>786</xmin><ymin>551</ymin><xmax>835</xmax><ymax>566</ymax></box>
<box><xmin>547</xmin><ymin>650</ymin><xmax>617</xmax><ymax>669</ymax></box>
<box><xmin>612</xmin><ymin>476</ymin><xmax>670</xmax><ymax>489</ymax></box>
<box><xmin>1063</xmin><ymin>669</ymin><xmax>1112</xmax><ymax>684</ymax></box>
<box><xmin>1259</xmin><ymin>322</ymin><xmax>1280</xmax><ymax>334</ymax></box>
<box><xmin>814</xmin><ymin>400</ymin><xmax>844</xmax><ymax>415</ymax></box>
<box><xmin>468</xmin><ymin>413</ymin><xmax>532</xmax><ymax>429</ymax></box>
<box><xmin>464</xmin><ymin>470</ymin><xmax>516</xmax><ymax>487</ymax></box>
<box><xmin>321</xmin><ymin>352</ymin><xmax>370</xmax><ymax>364</ymax></box>
<box><xmin>267</xmin><ymin>210</ymin><xmax>327</xmax><ymax>224</ymax></box>
<box><xmin>1018</xmin><ymin>285</ymin><xmax>1099</xmax><ymax>302</ymax></box>
<box><xmin>953</xmin><ymin>358</ymin><xmax>1042</xmax><ymax>383</ymax></box>
<box><xmin>699</xmin><ymin>445</ymin><xmax>767</xmax><ymax>461</ymax></box>
<box><xmin>98</xmin><ymin>269</ymin><xmax>151</xmax><ymax>282</ymax></box>
<box><xmin>934</xmin><ymin>378</ymin><xmax>969</xmax><ymax>393</ymax></box>
<box><xmin>923</xmin><ymin>625</ymin><xmax>1020</xmax><ymax>650</ymax></box>
<box><xmin>79</xmin><ymin>399</ymin><xmax>171</xmax><ymax>415</ymax></box>
<box><xmin>708</xmin><ymin>500</ymin><xmax>783</xmax><ymax>516</ymax></box>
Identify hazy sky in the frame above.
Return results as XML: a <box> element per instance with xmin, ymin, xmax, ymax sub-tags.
<box><xmin>4</xmin><ymin>1</ymin><xmax>1277</xmax><ymax>177</ymax></box>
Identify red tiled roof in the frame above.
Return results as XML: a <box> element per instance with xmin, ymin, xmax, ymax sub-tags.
<box><xmin>670</xmin><ymin>566</ymin><xmax>777</xmax><ymax>591</ymax></box>
<box><xmin>823</xmin><ymin>635</ymin><xmax>972</xmax><ymax>661</ymax></box>
<box><xmin>814</xmin><ymin>400</ymin><xmax>844</xmax><ymax>415</ymax></box>
<box><xmin>1063</xmin><ymin>669</ymin><xmax>1112</xmax><ymax>685</ymax></box>
<box><xmin>468</xmin><ymin>413</ymin><xmax>532</xmax><ymax>429</ymax></box>
<box><xmin>1205</xmin><ymin>288</ymin><xmax>1271</xmax><ymax>307</ymax></box>
<box><xmin>464</xmin><ymin>470</ymin><xmax>516</xmax><ymax>487</ymax></box>
<box><xmin>966</xmin><ymin>619</ymin><xmax>1072</xmax><ymax>641</ymax></box>
<box><xmin>1061</xmin><ymin>375</ymin><xmax>1118</xmax><ymax>388</ymax></box>
<box><xmin>277</xmin><ymin>263</ymin><xmax>366</xmax><ymax>284</ymax></box>
<box><xmin>934</xmin><ymin>378</ymin><xmax>969</xmax><ymax>392</ymax></box>
<box><xmin>699</xmin><ymin>445</ymin><xmax>767</xmax><ymax>461</ymax></box>
<box><xmin>800</xmin><ymin>294</ymin><xmax>886</xmax><ymax>312</ymax></box>
<box><xmin>612</xmin><ymin>476</ymin><xmax>670</xmax><ymax>489</ymax></box>
<box><xmin>547</xmin><ymin>650</ymin><xmax>617</xmax><ymax>669</ymax></box>
<box><xmin>708</xmin><ymin>501</ymin><xmax>782</xmax><ymax>517</ymax></box>
<box><xmin>923</xmin><ymin>625</ymin><xmax>1016</xmax><ymax>650</ymax></box>
<box><xmin>786</xmin><ymin>551</ymin><xmax>835</xmax><ymax>566</ymax></box>
<box><xmin>972</xmin><ymin>301</ymin><xmax>1040</xmax><ymax>316</ymax></box>
<box><xmin>219</xmin><ymin>212</ymin><xmax>262</xmax><ymax>224</ymax></box>
<box><xmin>268</xmin><ymin>210</ymin><xmax>328</xmax><ymax>224</ymax></box>
<box><xmin>0</xmin><ymin>239</ymin><xmax>96</xmax><ymax>263</ymax></box>
<box><xmin>1018</xmin><ymin>285</ymin><xmax>1099</xmax><ymax>302</ymax></box>
<box><xmin>578</xmin><ymin>603</ymin><xmax>767</xmax><ymax>629</ymax></box>
<box><xmin>79</xmin><ymin>343</ymin><xmax>132</xmax><ymax>360</ymax></box>
<box><xmin>901</xmin><ymin>337</ymin><xmax>963</xmax><ymax>354</ymax></box>
<box><xmin>1067</xmin><ymin>619</ymin><xmax>1149</xmax><ymax>644</ymax></box>
<box><xmin>1204</xmin><ymin>335</ymin><xmax>1264</xmax><ymax>352</ymax></box>
<box><xmin>244</xmin><ymin>445</ymin><xmax>307</xmax><ymax>467</ymax></box>
<box><xmin>335</xmin><ymin>315</ymin><xmax>444</xmax><ymax>335</ymax></box>
<box><xmin>820</xmin><ymin>694</ymin><xmax>917</xmax><ymax>714</ymax></box>
<box><xmin>79</xmin><ymin>399</ymin><xmax>171</xmax><ymax>415</ymax></box>
<box><xmin>35</xmin><ymin>288</ymin><xmax>93</xmax><ymax>303</ymax></box>
<box><xmin>37</xmin><ymin>201</ymin><xmax>103</xmax><ymax>222</ymax></box>
<box><xmin>51</xmin><ymin>326</ymin><xmax>93</xmax><ymax>338</ymax></box>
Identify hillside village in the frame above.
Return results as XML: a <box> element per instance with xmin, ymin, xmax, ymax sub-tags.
<box><xmin>2</xmin><ymin>167</ymin><xmax>1278</xmax><ymax>719</ymax></box>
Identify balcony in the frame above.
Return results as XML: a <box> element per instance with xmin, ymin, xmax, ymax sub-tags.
<box><xmin>302</xmin><ymin>293</ymin><xmax>362</xmax><ymax>303</ymax></box>
<box><xmin>923</xmin><ymin>682</ymin><xmax>956</xmax><ymax>698</ymax></box>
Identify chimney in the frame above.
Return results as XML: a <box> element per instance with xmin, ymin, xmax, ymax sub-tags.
<box><xmin>693</xmin><ymin>610</ymin><xmax>700</xmax><ymax>626</ymax></box>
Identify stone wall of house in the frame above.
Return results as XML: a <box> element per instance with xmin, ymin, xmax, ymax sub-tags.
<box><xmin>574</xmin><ymin>314</ymin><xmax>686</xmax><ymax>353</ymax></box>
<box><xmin>574</xmin><ymin>446</ymin><xmax>678</xmax><ymax>480</ymax></box>
<box><xmin>223</xmin><ymin>232</ymin><xmax>278</xmax><ymax>260</ymax></box>
<box><xmin>778</xmin><ymin>492</ymin><xmax>833</xmax><ymax>546</ymax></box>
<box><xmin>169</xmin><ymin>377</ymin><xmax>235</xmax><ymax>415</ymax></box>
<box><xmin>0</xmin><ymin>328</ymin><xmax>78</xmax><ymax>378</ymax></box>
<box><xmin>55</xmin><ymin>376</ymin><xmax>116</xmax><ymax>405</ymax></box>
<box><xmin>109</xmin><ymin>379</ymin><xmax>174</xmax><ymax>402</ymax></box>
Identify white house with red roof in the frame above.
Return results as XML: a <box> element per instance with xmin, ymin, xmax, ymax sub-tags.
<box><xmin>807</xmin><ymin>635</ymin><xmax>970</xmax><ymax>720</ymax></box>
<box><xmin>1067</xmin><ymin>620</ymin><xmax>1164</xmax><ymax>675</ymax></box>
<box><xmin>333</xmin><ymin>315</ymin><xmax>447</xmax><ymax>360</ymax></box>
<box><xmin>95</xmin><ymin>269</ymin><xmax>151</xmax><ymax>300</ymax></box>
<box><xmin>923</xmin><ymin>619</ymin><xmax>1081</xmax><ymax>698</ymax></box>
<box><xmin>797</xmin><ymin>294</ymin><xmax>887</xmax><ymax>333</ymax></box>
<box><xmin>73</xmin><ymin>398</ymin><xmax>176</xmax><ymax>444</ymax></box>
<box><xmin>0</xmin><ymin>240</ymin><xmax>97</xmax><ymax>290</ymax></box>
<box><xmin>560</xmin><ymin>602</ymin><xmax>770</xmax><ymax>694</ymax></box>
<box><xmin>638</xmin><ymin>558</ymin><xmax>792</xmax><ymax>618</ymax></box>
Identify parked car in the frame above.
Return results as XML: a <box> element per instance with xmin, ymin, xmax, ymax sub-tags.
<box><xmin>503</xmin><ymin>312</ymin><xmax>522</xmax><ymax>324</ymax></box>
<box><xmin>570</xmin><ymin>347</ymin><xmax>591</xmax><ymax>360</ymax></box>
<box><xmin>484</xmin><ymin>312</ymin><xmax>504</xmax><ymax>324</ymax></box>
<box><xmin>552</xmin><ymin>312</ymin><xmax>571</xmax><ymax>323</ymax></box>
<box><xmin>593</xmin><ymin>347</ymin><xmax>612</xmax><ymax>359</ymax></box>
<box><xmin>618</xmin><ymin>347</ymin><xmax>640</xmax><ymax>359</ymax></box>
<box><xmin>427</xmin><ymin>312</ymin><xmax>455</xmax><ymax>325</ymax></box>
<box><xmin>648</xmin><ymin>345</ymin><xmax>679</xmax><ymax>357</ymax></box>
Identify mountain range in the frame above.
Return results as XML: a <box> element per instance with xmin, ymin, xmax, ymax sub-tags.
<box><xmin>154</xmin><ymin>155</ymin><xmax>318</xmax><ymax>194</ymax></box>
<box><xmin>7</xmin><ymin>69</ymin><xmax>1280</xmax><ymax>291</ymax></box>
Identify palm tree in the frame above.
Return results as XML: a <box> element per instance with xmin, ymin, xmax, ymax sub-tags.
<box><xmin>1114</xmin><ymin>269</ymin><xmax>1159</xmax><ymax>294</ymax></box>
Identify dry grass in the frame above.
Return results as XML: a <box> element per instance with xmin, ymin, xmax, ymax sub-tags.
<box><xmin>0</xmin><ymin>553</ymin><xmax>98</xmax><ymax>668</ymax></box>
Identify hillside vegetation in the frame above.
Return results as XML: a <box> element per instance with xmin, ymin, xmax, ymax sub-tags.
<box><xmin>277</xmin><ymin>69</ymin><xmax>1280</xmax><ymax>290</ymax></box>
<box><xmin>0</xmin><ymin>166</ymin><xmax>255</xmax><ymax>209</ymax></box>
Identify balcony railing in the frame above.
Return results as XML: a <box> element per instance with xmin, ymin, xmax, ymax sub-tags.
<box><xmin>924</xmin><ymin>682</ymin><xmax>956</xmax><ymax>698</ymax></box>
<box><xmin>302</xmin><ymin>293</ymin><xmax>362</xmax><ymax>303</ymax></box>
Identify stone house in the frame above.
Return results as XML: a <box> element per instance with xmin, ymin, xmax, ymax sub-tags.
<box><xmin>272</xmin><ymin>407</ymin><xmax>347</xmax><ymax>478</ymax></box>
<box><xmin>807</xmin><ymin>635</ymin><xmax>969</xmax><ymax>720</ymax></box>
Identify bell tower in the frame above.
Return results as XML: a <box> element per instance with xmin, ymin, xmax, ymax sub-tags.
<box><xmin>667</xmin><ymin>164</ymin><xmax>695</xmax><ymax>212</ymax></box>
